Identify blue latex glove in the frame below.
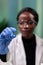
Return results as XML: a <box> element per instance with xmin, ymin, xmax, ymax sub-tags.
<box><xmin>0</xmin><ymin>27</ymin><xmax>16</xmax><ymax>54</ymax></box>
<box><xmin>1</xmin><ymin>27</ymin><xmax>16</xmax><ymax>39</ymax></box>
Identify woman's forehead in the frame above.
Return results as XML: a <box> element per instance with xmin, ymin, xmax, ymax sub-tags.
<box><xmin>19</xmin><ymin>12</ymin><xmax>34</xmax><ymax>20</ymax></box>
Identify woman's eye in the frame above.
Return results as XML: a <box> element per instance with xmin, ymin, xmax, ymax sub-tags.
<box><xmin>18</xmin><ymin>21</ymin><xmax>24</xmax><ymax>25</ymax></box>
<box><xmin>28</xmin><ymin>21</ymin><xmax>33</xmax><ymax>24</ymax></box>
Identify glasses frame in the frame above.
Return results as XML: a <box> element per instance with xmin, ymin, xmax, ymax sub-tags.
<box><xmin>17</xmin><ymin>19</ymin><xmax>37</xmax><ymax>25</ymax></box>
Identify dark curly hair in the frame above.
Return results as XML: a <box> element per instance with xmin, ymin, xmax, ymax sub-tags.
<box><xmin>17</xmin><ymin>7</ymin><xmax>39</xmax><ymax>24</ymax></box>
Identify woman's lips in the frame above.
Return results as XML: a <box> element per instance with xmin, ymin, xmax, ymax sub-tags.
<box><xmin>22</xmin><ymin>29</ymin><xmax>32</xmax><ymax>34</ymax></box>
<box><xmin>22</xmin><ymin>29</ymin><xmax>31</xmax><ymax>32</ymax></box>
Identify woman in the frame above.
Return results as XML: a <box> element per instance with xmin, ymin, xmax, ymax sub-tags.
<box><xmin>8</xmin><ymin>7</ymin><xmax>43</xmax><ymax>65</ymax></box>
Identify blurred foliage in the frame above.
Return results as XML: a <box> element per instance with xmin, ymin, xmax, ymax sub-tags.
<box><xmin>0</xmin><ymin>19</ymin><xmax>8</xmax><ymax>33</ymax></box>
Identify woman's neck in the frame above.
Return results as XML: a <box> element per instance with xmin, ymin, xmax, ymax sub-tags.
<box><xmin>22</xmin><ymin>34</ymin><xmax>34</xmax><ymax>39</ymax></box>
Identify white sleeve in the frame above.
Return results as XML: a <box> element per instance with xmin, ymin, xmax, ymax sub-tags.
<box><xmin>7</xmin><ymin>38</ymin><xmax>15</xmax><ymax>65</ymax></box>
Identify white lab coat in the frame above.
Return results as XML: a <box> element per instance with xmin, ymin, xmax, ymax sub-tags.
<box><xmin>0</xmin><ymin>59</ymin><xmax>12</xmax><ymax>65</ymax></box>
<box><xmin>7</xmin><ymin>33</ymin><xmax>43</xmax><ymax>65</ymax></box>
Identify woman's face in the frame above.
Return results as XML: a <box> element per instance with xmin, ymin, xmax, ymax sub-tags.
<box><xmin>18</xmin><ymin>12</ymin><xmax>36</xmax><ymax>38</ymax></box>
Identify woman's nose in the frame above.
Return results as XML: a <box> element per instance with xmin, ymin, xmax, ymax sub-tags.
<box><xmin>23</xmin><ymin>23</ymin><xmax>29</xmax><ymax>28</ymax></box>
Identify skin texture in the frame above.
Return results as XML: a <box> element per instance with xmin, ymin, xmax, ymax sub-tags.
<box><xmin>18</xmin><ymin>12</ymin><xmax>36</xmax><ymax>39</ymax></box>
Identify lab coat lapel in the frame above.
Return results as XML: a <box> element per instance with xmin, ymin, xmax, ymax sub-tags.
<box><xmin>35</xmin><ymin>35</ymin><xmax>43</xmax><ymax>65</ymax></box>
<box><xmin>18</xmin><ymin>34</ymin><xmax>26</xmax><ymax>65</ymax></box>
<box><xmin>16</xmin><ymin>35</ymin><xmax>26</xmax><ymax>65</ymax></box>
